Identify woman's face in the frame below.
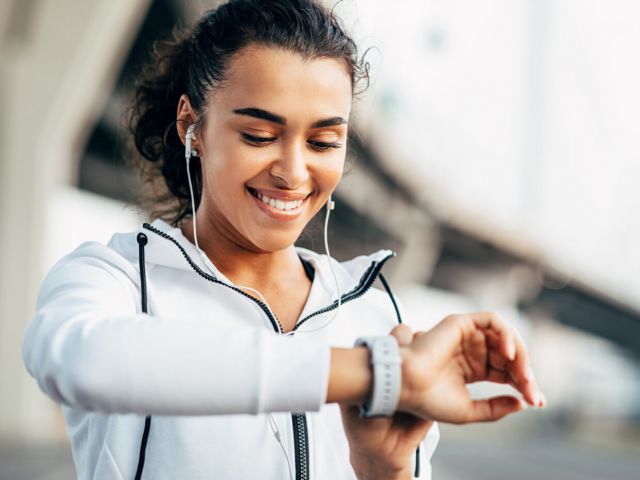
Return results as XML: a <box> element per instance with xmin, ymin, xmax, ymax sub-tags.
<box><xmin>192</xmin><ymin>45</ymin><xmax>352</xmax><ymax>253</ymax></box>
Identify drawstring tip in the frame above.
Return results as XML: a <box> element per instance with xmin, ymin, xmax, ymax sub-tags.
<box><xmin>137</xmin><ymin>232</ymin><xmax>148</xmax><ymax>246</ymax></box>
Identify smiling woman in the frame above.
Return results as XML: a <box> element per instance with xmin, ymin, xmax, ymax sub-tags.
<box><xmin>22</xmin><ymin>1</ymin><xmax>545</xmax><ymax>479</ymax></box>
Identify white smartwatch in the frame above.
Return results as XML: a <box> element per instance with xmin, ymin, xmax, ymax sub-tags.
<box><xmin>354</xmin><ymin>335</ymin><xmax>402</xmax><ymax>418</ymax></box>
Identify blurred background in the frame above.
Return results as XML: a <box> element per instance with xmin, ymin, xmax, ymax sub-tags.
<box><xmin>1</xmin><ymin>0</ymin><xmax>639</xmax><ymax>478</ymax></box>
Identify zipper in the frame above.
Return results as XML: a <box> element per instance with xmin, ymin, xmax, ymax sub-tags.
<box><xmin>141</xmin><ymin>223</ymin><xmax>283</xmax><ymax>332</ymax></box>
<box><xmin>142</xmin><ymin>223</ymin><xmax>394</xmax><ymax>480</ymax></box>
<box><xmin>292</xmin><ymin>413</ymin><xmax>309</xmax><ymax>480</ymax></box>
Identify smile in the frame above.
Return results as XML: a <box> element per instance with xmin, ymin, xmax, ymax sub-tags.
<box><xmin>247</xmin><ymin>187</ymin><xmax>310</xmax><ymax>219</ymax></box>
<box><xmin>255</xmin><ymin>192</ymin><xmax>303</xmax><ymax>211</ymax></box>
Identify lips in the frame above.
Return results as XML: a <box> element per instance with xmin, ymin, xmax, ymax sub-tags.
<box><xmin>247</xmin><ymin>187</ymin><xmax>311</xmax><ymax>213</ymax></box>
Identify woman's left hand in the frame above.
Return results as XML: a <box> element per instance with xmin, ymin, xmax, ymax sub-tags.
<box><xmin>339</xmin><ymin>325</ymin><xmax>432</xmax><ymax>480</ymax></box>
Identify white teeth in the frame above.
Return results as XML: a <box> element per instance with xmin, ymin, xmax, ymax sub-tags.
<box><xmin>254</xmin><ymin>191</ymin><xmax>304</xmax><ymax>211</ymax></box>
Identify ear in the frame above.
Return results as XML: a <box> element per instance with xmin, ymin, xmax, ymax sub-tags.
<box><xmin>176</xmin><ymin>94</ymin><xmax>201</xmax><ymax>151</ymax></box>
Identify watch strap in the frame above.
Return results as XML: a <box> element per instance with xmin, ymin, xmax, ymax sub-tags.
<box><xmin>354</xmin><ymin>335</ymin><xmax>402</xmax><ymax>418</ymax></box>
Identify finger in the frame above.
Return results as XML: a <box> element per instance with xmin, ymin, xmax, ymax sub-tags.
<box><xmin>484</xmin><ymin>366</ymin><xmax>512</xmax><ymax>385</ymax></box>
<box><xmin>469</xmin><ymin>312</ymin><xmax>516</xmax><ymax>361</ymax></box>
<box><xmin>487</xmin><ymin>323</ymin><xmax>538</xmax><ymax>406</ymax></box>
<box><xmin>485</xmin><ymin>331</ymin><xmax>513</xmax><ymax>374</ymax></box>
<box><xmin>471</xmin><ymin>314</ymin><xmax>539</xmax><ymax>404</ymax></box>
<box><xmin>463</xmin><ymin>395</ymin><xmax>525</xmax><ymax>423</ymax></box>
<box><xmin>390</xmin><ymin>324</ymin><xmax>414</xmax><ymax>346</ymax></box>
<box><xmin>488</xmin><ymin>349</ymin><xmax>508</xmax><ymax>371</ymax></box>
<box><xmin>506</xmin><ymin>328</ymin><xmax>546</xmax><ymax>407</ymax></box>
<box><xmin>462</xmin><ymin>328</ymin><xmax>488</xmax><ymax>380</ymax></box>
<box><xmin>509</xmin><ymin>366</ymin><xmax>546</xmax><ymax>408</ymax></box>
<box><xmin>470</xmin><ymin>313</ymin><xmax>546</xmax><ymax>408</ymax></box>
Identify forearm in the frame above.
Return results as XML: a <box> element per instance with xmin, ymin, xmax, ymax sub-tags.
<box><xmin>326</xmin><ymin>346</ymin><xmax>372</xmax><ymax>405</ymax></box>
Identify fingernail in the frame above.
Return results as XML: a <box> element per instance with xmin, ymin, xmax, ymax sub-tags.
<box><xmin>532</xmin><ymin>391</ymin><xmax>546</xmax><ymax>408</ymax></box>
<box><xmin>538</xmin><ymin>392</ymin><xmax>547</xmax><ymax>408</ymax></box>
<box><xmin>508</xmin><ymin>342</ymin><xmax>516</xmax><ymax>361</ymax></box>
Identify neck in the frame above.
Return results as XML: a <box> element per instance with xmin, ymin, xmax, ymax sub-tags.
<box><xmin>180</xmin><ymin>210</ymin><xmax>304</xmax><ymax>288</ymax></box>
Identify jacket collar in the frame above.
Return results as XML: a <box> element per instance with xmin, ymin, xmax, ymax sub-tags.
<box><xmin>110</xmin><ymin>218</ymin><xmax>394</xmax><ymax>308</ymax></box>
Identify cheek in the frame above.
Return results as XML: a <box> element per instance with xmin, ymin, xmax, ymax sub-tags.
<box><xmin>315</xmin><ymin>157</ymin><xmax>345</xmax><ymax>192</ymax></box>
<box><xmin>202</xmin><ymin>144</ymin><xmax>257</xmax><ymax>195</ymax></box>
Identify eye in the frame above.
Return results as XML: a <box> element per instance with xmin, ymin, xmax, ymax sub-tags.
<box><xmin>241</xmin><ymin>132</ymin><xmax>276</xmax><ymax>147</ymax></box>
<box><xmin>308</xmin><ymin>140</ymin><xmax>343</xmax><ymax>151</ymax></box>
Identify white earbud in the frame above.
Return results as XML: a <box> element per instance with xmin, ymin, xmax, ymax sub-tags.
<box><xmin>327</xmin><ymin>195</ymin><xmax>335</xmax><ymax>211</ymax></box>
<box><xmin>185</xmin><ymin>123</ymin><xmax>204</xmax><ymax>267</ymax></box>
<box><xmin>185</xmin><ymin>124</ymin><xmax>198</xmax><ymax>158</ymax></box>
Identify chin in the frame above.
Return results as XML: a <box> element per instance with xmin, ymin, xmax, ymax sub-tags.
<box><xmin>246</xmin><ymin>229</ymin><xmax>302</xmax><ymax>253</ymax></box>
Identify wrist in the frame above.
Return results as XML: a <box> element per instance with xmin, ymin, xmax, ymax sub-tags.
<box><xmin>398</xmin><ymin>346</ymin><xmax>418</xmax><ymax>414</ymax></box>
<box><xmin>327</xmin><ymin>347</ymin><xmax>372</xmax><ymax>405</ymax></box>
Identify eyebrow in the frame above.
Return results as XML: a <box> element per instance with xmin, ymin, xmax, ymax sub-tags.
<box><xmin>233</xmin><ymin>107</ymin><xmax>285</xmax><ymax>125</ymax></box>
<box><xmin>232</xmin><ymin>107</ymin><xmax>347</xmax><ymax>128</ymax></box>
<box><xmin>311</xmin><ymin>116</ymin><xmax>348</xmax><ymax>128</ymax></box>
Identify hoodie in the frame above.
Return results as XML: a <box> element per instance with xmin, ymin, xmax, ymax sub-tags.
<box><xmin>22</xmin><ymin>218</ymin><xmax>439</xmax><ymax>479</ymax></box>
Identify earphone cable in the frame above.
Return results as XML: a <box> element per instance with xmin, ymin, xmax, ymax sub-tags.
<box><xmin>268</xmin><ymin>414</ymin><xmax>295</xmax><ymax>480</ymax></box>
<box><xmin>186</xmin><ymin>155</ymin><xmax>278</xmax><ymax>325</ymax></box>
<box><xmin>285</xmin><ymin>198</ymin><xmax>342</xmax><ymax>336</ymax></box>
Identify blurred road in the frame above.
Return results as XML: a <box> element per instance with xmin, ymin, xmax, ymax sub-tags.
<box><xmin>0</xmin><ymin>443</ymin><xmax>74</xmax><ymax>480</ymax></box>
<box><xmin>433</xmin><ymin>431</ymin><xmax>639</xmax><ymax>480</ymax></box>
<box><xmin>2</xmin><ymin>425</ymin><xmax>638</xmax><ymax>479</ymax></box>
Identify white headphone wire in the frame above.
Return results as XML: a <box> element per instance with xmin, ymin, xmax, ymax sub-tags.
<box><xmin>267</xmin><ymin>413</ymin><xmax>295</xmax><ymax>480</ymax></box>
<box><xmin>186</xmin><ymin>154</ymin><xmax>278</xmax><ymax>326</ymax></box>
<box><xmin>283</xmin><ymin>198</ymin><xmax>342</xmax><ymax>336</ymax></box>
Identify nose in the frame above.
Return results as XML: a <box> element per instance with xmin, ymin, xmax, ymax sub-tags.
<box><xmin>269</xmin><ymin>141</ymin><xmax>310</xmax><ymax>188</ymax></box>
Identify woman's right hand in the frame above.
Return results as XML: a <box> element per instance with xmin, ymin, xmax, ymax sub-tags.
<box><xmin>397</xmin><ymin>311</ymin><xmax>546</xmax><ymax>424</ymax></box>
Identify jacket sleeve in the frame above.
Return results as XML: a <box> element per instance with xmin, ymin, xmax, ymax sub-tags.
<box><xmin>22</xmin><ymin>248</ymin><xmax>330</xmax><ymax>416</ymax></box>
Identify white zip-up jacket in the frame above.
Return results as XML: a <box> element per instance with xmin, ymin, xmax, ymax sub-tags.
<box><xmin>22</xmin><ymin>218</ymin><xmax>440</xmax><ymax>479</ymax></box>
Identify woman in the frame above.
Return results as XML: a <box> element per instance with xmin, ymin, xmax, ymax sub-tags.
<box><xmin>22</xmin><ymin>1</ymin><xmax>546</xmax><ymax>479</ymax></box>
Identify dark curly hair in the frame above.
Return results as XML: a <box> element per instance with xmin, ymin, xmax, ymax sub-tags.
<box><xmin>127</xmin><ymin>0</ymin><xmax>370</xmax><ymax>226</ymax></box>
